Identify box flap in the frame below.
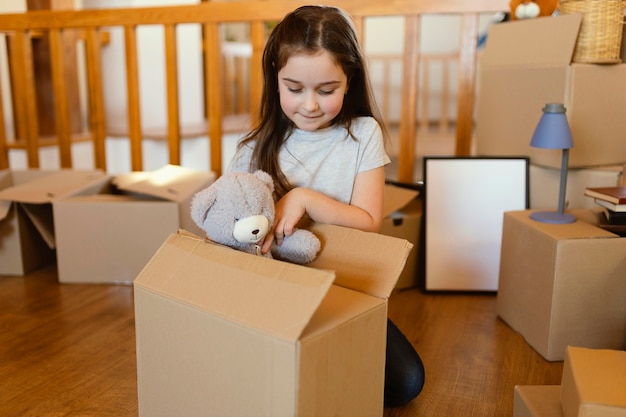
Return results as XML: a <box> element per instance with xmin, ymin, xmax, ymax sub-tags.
<box><xmin>0</xmin><ymin>199</ymin><xmax>11</xmax><ymax>222</ymax></box>
<box><xmin>21</xmin><ymin>204</ymin><xmax>55</xmax><ymax>249</ymax></box>
<box><xmin>383</xmin><ymin>184</ymin><xmax>419</xmax><ymax>218</ymax></box>
<box><xmin>482</xmin><ymin>14</ymin><xmax>581</xmax><ymax>68</ymax></box>
<box><xmin>308</xmin><ymin>223</ymin><xmax>413</xmax><ymax>299</ymax></box>
<box><xmin>134</xmin><ymin>231</ymin><xmax>335</xmax><ymax>342</ymax></box>
<box><xmin>112</xmin><ymin>164</ymin><xmax>215</xmax><ymax>202</ymax></box>
<box><xmin>0</xmin><ymin>170</ymin><xmax>107</xmax><ymax>203</ymax></box>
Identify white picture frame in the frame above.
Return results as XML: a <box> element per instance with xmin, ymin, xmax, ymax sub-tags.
<box><xmin>423</xmin><ymin>156</ymin><xmax>529</xmax><ymax>291</ymax></box>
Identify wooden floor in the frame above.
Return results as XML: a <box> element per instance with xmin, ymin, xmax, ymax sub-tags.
<box><xmin>0</xmin><ymin>262</ymin><xmax>564</xmax><ymax>417</ymax></box>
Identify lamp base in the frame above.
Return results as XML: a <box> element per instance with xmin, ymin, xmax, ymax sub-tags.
<box><xmin>530</xmin><ymin>211</ymin><xmax>576</xmax><ymax>224</ymax></box>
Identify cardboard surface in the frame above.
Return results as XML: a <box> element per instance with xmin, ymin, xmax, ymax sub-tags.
<box><xmin>308</xmin><ymin>223</ymin><xmax>413</xmax><ymax>299</ymax></box>
<box><xmin>112</xmin><ymin>164</ymin><xmax>216</xmax><ymax>236</ymax></box>
<box><xmin>531</xmin><ymin>165</ymin><xmax>624</xmax><ymax>210</ymax></box>
<box><xmin>561</xmin><ymin>346</ymin><xmax>626</xmax><ymax>417</ymax></box>
<box><xmin>0</xmin><ymin>169</ymin><xmax>109</xmax><ymax>276</ymax></box>
<box><xmin>53</xmin><ymin>165</ymin><xmax>215</xmax><ymax>284</ymax></box>
<box><xmin>54</xmin><ymin>194</ymin><xmax>179</xmax><ymax>284</ymax></box>
<box><xmin>476</xmin><ymin>14</ymin><xmax>626</xmax><ymax>169</ymax></box>
<box><xmin>514</xmin><ymin>385</ymin><xmax>563</xmax><ymax>417</ymax></box>
<box><xmin>380</xmin><ymin>183</ymin><xmax>421</xmax><ymax>289</ymax></box>
<box><xmin>497</xmin><ymin>210</ymin><xmax>626</xmax><ymax>361</ymax></box>
<box><xmin>134</xmin><ymin>228</ymin><xmax>412</xmax><ymax>416</ymax></box>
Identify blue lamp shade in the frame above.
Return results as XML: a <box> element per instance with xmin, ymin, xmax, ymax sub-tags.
<box><xmin>529</xmin><ymin>103</ymin><xmax>576</xmax><ymax>224</ymax></box>
<box><xmin>530</xmin><ymin>103</ymin><xmax>574</xmax><ymax>150</ymax></box>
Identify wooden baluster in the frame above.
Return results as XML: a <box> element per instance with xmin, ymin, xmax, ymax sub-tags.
<box><xmin>381</xmin><ymin>58</ymin><xmax>390</xmax><ymax>124</ymax></box>
<box><xmin>164</xmin><ymin>23</ymin><xmax>181</xmax><ymax>166</ymax></box>
<box><xmin>455</xmin><ymin>13</ymin><xmax>479</xmax><ymax>156</ymax></box>
<box><xmin>12</xmin><ymin>31</ymin><xmax>40</xmax><ymax>168</ymax></box>
<box><xmin>440</xmin><ymin>54</ymin><xmax>451</xmax><ymax>133</ymax></box>
<box><xmin>84</xmin><ymin>27</ymin><xmax>107</xmax><ymax>171</ymax></box>
<box><xmin>248</xmin><ymin>21</ymin><xmax>265</xmax><ymax>128</ymax></box>
<box><xmin>204</xmin><ymin>22</ymin><xmax>223</xmax><ymax>176</ymax></box>
<box><xmin>85</xmin><ymin>28</ymin><xmax>107</xmax><ymax>171</ymax></box>
<box><xmin>49</xmin><ymin>28</ymin><xmax>72</xmax><ymax>168</ymax></box>
<box><xmin>420</xmin><ymin>56</ymin><xmax>430</xmax><ymax>134</ymax></box>
<box><xmin>397</xmin><ymin>15</ymin><xmax>420</xmax><ymax>183</ymax></box>
<box><xmin>235</xmin><ymin>55</ymin><xmax>247</xmax><ymax>115</ymax></box>
<box><xmin>124</xmin><ymin>25</ymin><xmax>142</xmax><ymax>171</ymax></box>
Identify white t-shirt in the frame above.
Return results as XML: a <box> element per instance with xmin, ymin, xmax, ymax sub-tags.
<box><xmin>228</xmin><ymin>116</ymin><xmax>390</xmax><ymax>204</ymax></box>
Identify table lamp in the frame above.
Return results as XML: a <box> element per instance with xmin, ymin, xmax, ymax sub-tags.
<box><xmin>529</xmin><ymin>103</ymin><xmax>576</xmax><ymax>224</ymax></box>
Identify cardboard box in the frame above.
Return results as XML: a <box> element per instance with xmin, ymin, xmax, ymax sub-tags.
<box><xmin>561</xmin><ymin>346</ymin><xmax>626</xmax><ymax>417</ymax></box>
<box><xmin>380</xmin><ymin>183</ymin><xmax>421</xmax><ymax>290</ymax></box>
<box><xmin>497</xmin><ymin>210</ymin><xmax>626</xmax><ymax>361</ymax></box>
<box><xmin>0</xmin><ymin>169</ymin><xmax>109</xmax><ymax>276</ymax></box>
<box><xmin>514</xmin><ymin>385</ymin><xmax>563</xmax><ymax>417</ymax></box>
<box><xmin>530</xmin><ymin>165</ymin><xmax>624</xmax><ymax>210</ymax></box>
<box><xmin>53</xmin><ymin>165</ymin><xmax>215</xmax><ymax>284</ymax></box>
<box><xmin>134</xmin><ymin>225</ymin><xmax>412</xmax><ymax>416</ymax></box>
<box><xmin>476</xmin><ymin>14</ymin><xmax>626</xmax><ymax>169</ymax></box>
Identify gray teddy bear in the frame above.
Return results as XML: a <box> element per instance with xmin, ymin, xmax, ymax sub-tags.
<box><xmin>190</xmin><ymin>170</ymin><xmax>321</xmax><ymax>264</ymax></box>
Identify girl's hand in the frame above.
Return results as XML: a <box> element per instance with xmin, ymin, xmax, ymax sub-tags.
<box><xmin>260</xmin><ymin>167</ymin><xmax>385</xmax><ymax>254</ymax></box>
<box><xmin>261</xmin><ymin>188</ymin><xmax>306</xmax><ymax>254</ymax></box>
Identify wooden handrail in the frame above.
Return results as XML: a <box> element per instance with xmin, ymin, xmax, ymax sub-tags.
<box><xmin>0</xmin><ymin>0</ymin><xmax>508</xmax><ymax>180</ymax></box>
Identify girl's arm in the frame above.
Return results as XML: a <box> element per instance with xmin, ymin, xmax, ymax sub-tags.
<box><xmin>262</xmin><ymin>166</ymin><xmax>385</xmax><ymax>252</ymax></box>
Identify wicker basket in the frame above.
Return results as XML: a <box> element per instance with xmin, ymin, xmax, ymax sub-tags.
<box><xmin>559</xmin><ymin>0</ymin><xmax>625</xmax><ymax>63</ymax></box>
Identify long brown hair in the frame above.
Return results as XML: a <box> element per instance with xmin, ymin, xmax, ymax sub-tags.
<box><xmin>237</xmin><ymin>5</ymin><xmax>387</xmax><ymax>197</ymax></box>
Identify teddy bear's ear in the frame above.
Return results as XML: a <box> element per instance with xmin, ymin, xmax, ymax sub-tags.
<box><xmin>190</xmin><ymin>185</ymin><xmax>217</xmax><ymax>228</ymax></box>
<box><xmin>253</xmin><ymin>170</ymin><xmax>275</xmax><ymax>194</ymax></box>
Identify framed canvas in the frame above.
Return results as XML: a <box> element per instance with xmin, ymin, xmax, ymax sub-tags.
<box><xmin>423</xmin><ymin>156</ymin><xmax>529</xmax><ymax>291</ymax></box>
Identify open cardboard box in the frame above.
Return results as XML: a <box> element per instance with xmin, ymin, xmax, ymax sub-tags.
<box><xmin>380</xmin><ymin>183</ymin><xmax>421</xmax><ymax>289</ymax></box>
<box><xmin>561</xmin><ymin>346</ymin><xmax>626</xmax><ymax>417</ymax></box>
<box><xmin>134</xmin><ymin>225</ymin><xmax>413</xmax><ymax>416</ymax></box>
<box><xmin>497</xmin><ymin>209</ymin><xmax>626</xmax><ymax>361</ymax></box>
<box><xmin>0</xmin><ymin>169</ymin><xmax>109</xmax><ymax>276</ymax></box>
<box><xmin>476</xmin><ymin>14</ymin><xmax>626</xmax><ymax>169</ymax></box>
<box><xmin>53</xmin><ymin>165</ymin><xmax>215</xmax><ymax>284</ymax></box>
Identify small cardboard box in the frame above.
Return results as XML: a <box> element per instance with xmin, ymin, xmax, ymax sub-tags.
<box><xmin>0</xmin><ymin>169</ymin><xmax>109</xmax><ymax>276</ymax></box>
<box><xmin>514</xmin><ymin>385</ymin><xmax>563</xmax><ymax>417</ymax></box>
<box><xmin>497</xmin><ymin>210</ymin><xmax>626</xmax><ymax>361</ymax></box>
<box><xmin>380</xmin><ymin>183</ymin><xmax>421</xmax><ymax>290</ymax></box>
<box><xmin>476</xmin><ymin>14</ymin><xmax>626</xmax><ymax>169</ymax></box>
<box><xmin>134</xmin><ymin>225</ymin><xmax>412</xmax><ymax>416</ymax></box>
<box><xmin>53</xmin><ymin>165</ymin><xmax>215</xmax><ymax>284</ymax></box>
<box><xmin>561</xmin><ymin>346</ymin><xmax>626</xmax><ymax>417</ymax></box>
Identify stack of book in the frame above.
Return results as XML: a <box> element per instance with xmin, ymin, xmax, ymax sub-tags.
<box><xmin>584</xmin><ymin>186</ymin><xmax>626</xmax><ymax>236</ymax></box>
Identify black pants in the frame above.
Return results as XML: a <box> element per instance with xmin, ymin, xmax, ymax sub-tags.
<box><xmin>384</xmin><ymin>318</ymin><xmax>425</xmax><ymax>407</ymax></box>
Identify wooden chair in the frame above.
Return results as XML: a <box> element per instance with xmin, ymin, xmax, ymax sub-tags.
<box><xmin>0</xmin><ymin>0</ymin><xmax>507</xmax><ymax>181</ymax></box>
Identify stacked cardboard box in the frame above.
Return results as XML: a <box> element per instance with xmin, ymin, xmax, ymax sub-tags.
<box><xmin>477</xmin><ymin>14</ymin><xmax>626</xmax><ymax>169</ymax></box>
<box><xmin>497</xmin><ymin>210</ymin><xmax>626</xmax><ymax>361</ymax></box>
<box><xmin>134</xmin><ymin>226</ymin><xmax>412</xmax><ymax>416</ymax></box>
<box><xmin>514</xmin><ymin>346</ymin><xmax>626</xmax><ymax>417</ymax></box>
<box><xmin>476</xmin><ymin>14</ymin><xmax>626</xmax><ymax>211</ymax></box>
<box><xmin>530</xmin><ymin>165</ymin><xmax>624</xmax><ymax>210</ymax></box>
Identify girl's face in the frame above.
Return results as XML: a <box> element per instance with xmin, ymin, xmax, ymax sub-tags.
<box><xmin>277</xmin><ymin>50</ymin><xmax>348</xmax><ymax>131</ymax></box>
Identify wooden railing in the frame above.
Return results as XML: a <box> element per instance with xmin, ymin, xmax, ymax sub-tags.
<box><xmin>0</xmin><ymin>0</ymin><xmax>507</xmax><ymax>182</ymax></box>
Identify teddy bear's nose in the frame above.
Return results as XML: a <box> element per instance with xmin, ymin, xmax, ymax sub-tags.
<box><xmin>252</xmin><ymin>229</ymin><xmax>260</xmax><ymax>235</ymax></box>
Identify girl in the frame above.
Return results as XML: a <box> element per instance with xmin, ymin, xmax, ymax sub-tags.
<box><xmin>228</xmin><ymin>5</ymin><xmax>424</xmax><ymax>407</ymax></box>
